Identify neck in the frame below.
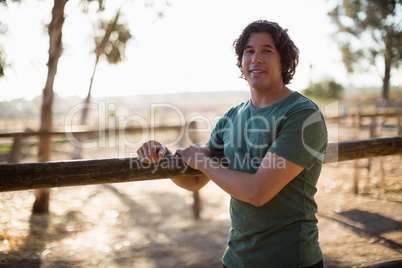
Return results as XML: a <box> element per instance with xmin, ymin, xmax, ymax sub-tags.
<box><xmin>250</xmin><ymin>84</ymin><xmax>293</xmax><ymax>108</ymax></box>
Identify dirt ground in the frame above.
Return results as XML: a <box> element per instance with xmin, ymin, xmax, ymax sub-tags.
<box><xmin>0</xmin><ymin>152</ymin><xmax>401</xmax><ymax>268</ymax></box>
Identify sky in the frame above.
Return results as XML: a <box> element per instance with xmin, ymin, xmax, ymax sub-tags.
<box><xmin>0</xmin><ymin>0</ymin><xmax>400</xmax><ymax>101</ymax></box>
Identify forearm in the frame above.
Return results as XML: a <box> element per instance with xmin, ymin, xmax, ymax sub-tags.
<box><xmin>200</xmin><ymin>159</ymin><xmax>262</xmax><ymax>205</ymax></box>
<box><xmin>170</xmin><ymin>175</ymin><xmax>210</xmax><ymax>192</ymax></box>
<box><xmin>199</xmin><ymin>153</ymin><xmax>303</xmax><ymax>207</ymax></box>
<box><xmin>175</xmin><ymin>145</ymin><xmax>303</xmax><ymax>206</ymax></box>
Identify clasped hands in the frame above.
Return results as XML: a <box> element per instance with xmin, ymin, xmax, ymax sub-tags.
<box><xmin>136</xmin><ymin>140</ymin><xmax>212</xmax><ymax>170</ymax></box>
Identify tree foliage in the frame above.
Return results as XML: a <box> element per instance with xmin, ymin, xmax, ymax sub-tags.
<box><xmin>328</xmin><ymin>0</ymin><xmax>402</xmax><ymax>100</ymax></box>
<box><xmin>302</xmin><ymin>78</ymin><xmax>344</xmax><ymax>101</ymax></box>
<box><xmin>0</xmin><ymin>52</ymin><xmax>4</xmax><ymax>77</ymax></box>
<box><xmin>94</xmin><ymin>11</ymin><xmax>132</xmax><ymax>64</ymax></box>
<box><xmin>0</xmin><ymin>0</ymin><xmax>20</xmax><ymax>78</ymax></box>
<box><xmin>0</xmin><ymin>22</ymin><xmax>6</xmax><ymax>78</ymax></box>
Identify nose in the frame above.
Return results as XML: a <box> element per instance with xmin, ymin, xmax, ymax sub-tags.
<box><xmin>251</xmin><ymin>52</ymin><xmax>263</xmax><ymax>64</ymax></box>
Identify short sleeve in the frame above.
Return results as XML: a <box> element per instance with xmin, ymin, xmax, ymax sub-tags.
<box><xmin>269</xmin><ymin>108</ymin><xmax>328</xmax><ymax>170</ymax></box>
<box><xmin>206</xmin><ymin>115</ymin><xmax>226</xmax><ymax>151</ymax></box>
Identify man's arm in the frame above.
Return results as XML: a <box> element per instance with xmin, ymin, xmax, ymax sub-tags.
<box><xmin>177</xmin><ymin>145</ymin><xmax>303</xmax><ymax>207</ymax></box>
<box><xmin>136</xmin><ymin>140</ymin><xmax>210</xmax><ymax>192</ymax></box>
<box><xmin>170</xmin><ymin>175</ymin><xmax>210</xmax><ymax>192</ymax></box>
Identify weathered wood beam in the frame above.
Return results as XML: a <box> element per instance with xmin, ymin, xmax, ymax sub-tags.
<box><xmin>0</xmin><ymin>137</ymin><xmax>401</xmax><ymax>192</ymax></box>
<box><xmin>323</xmin><ymin>136</ymin><xmax>402</xmax><ymax>163</ymax></box>
<box><xmin>0</xmin><ymin>154</ymin><xmax>199</xmax><ymax>192</ymax></box>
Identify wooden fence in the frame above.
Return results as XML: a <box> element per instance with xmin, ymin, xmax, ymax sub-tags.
<box><xmin>1</xmin><ymin>125</ymin><xmax>184</xmax><ymax>163</ymax></box>
<box><xmin>1</xmin><ymin>111</ymin><xmax>401</xmax><ymax>194</ymax></box>
<box><xmin>1</xmin><ymin>136</ymin><xmax>401</xmax><ymax>192</ymax></box>
<box><xmin>0</xmin><ymin>123</ymin><xmax>201</xmax><ymax>215</ymax></box>
<box><xmin>1</xmin><ymin>123</ymin><xmax>401</xmax><ymax>268</ymax></box>
<box><xmin>326</xmin><ymin>111</ymin><xmax>401</xmax><ymax>193</ymax></box>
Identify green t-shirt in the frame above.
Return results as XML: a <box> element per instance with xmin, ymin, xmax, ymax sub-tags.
<box><xmin>207</xmin><ymin>92</ymin><xmax>328</xmax><ymax>268</ymax></box>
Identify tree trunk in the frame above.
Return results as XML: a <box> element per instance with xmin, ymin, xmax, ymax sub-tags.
<box><xmin>71</xmin><ymin>12</ymin><xmax>119</xmax><ymax>159</ymax></box>
<box><xmin>71</xmin><ymin>55</ymin><xmax>99</xmax><ymax>159</ymax></box>
<box><xmin>34</xmin><ymin>0</ymin><xmax>68</xmax><ymax>214</ymax></box>
<box><xmin>382</xmin><ymin>56</ymin><xmax>391</xmax><ymax>102</ymax></box>
<box><xmin>382</xmin><ymin>31</ymin><xmax>394</xmax><ymax>102</ymax></box>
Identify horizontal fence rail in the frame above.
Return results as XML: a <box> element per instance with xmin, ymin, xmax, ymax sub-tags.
<box><xmin>323</xmin><ymin>136</ymin><xmax>402</xmax><ymax>162</ymax></box>
<box><xmin>0</xmin><ymin>125</ymin><xmax>184</xmax><ymax>138</ymax></box>
<box><xmin>0</xmin><ymin>136</ymin><xmax>401</xmax><ymax>192</ymax></box>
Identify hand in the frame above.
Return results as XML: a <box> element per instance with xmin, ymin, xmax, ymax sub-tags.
<box><xmin>176</xmin><ymin>144</ymin><xmax>212</xmax><ymax>170</ymax></box>
<box><xmin>137</xmin><ymin>140</ymin><xmax>171</xmax><ymax>164</ymax></box>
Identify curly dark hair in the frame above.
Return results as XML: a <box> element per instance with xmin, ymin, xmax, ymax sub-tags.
<box><xmin>233</xmin><ymin>20</ymin><xmax>299</xmax><ymax>85</ymax></box>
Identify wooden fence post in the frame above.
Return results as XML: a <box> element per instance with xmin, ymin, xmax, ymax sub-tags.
<box><xmin>8</xmin><ymin>135</ymin><xmax>22</xmax><ymax>164</ymax></box>
<box><xmin>353</xmin><ymin>113</ymin><xmax>361</xmax><ymax>194</ymax></box>
<box><xmin>366</xmin><ymin>116</ymin><xmax>376</xmax><ymax>183</ymax></box>
<box><xmin>378</xmin><ymin>119</ymin><xmax>386</xmax><ymax>191</ymax></box>
<box><xmin>177</xmin><ymin>120</ymin><xmax>203</xmax><ymax>219</ymax></box>
<box><xmin>188</xmin><ymin>120</ymin><xmax>202</xmax><ymax>219</ymax></box>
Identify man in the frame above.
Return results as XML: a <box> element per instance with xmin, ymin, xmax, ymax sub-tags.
<box><xmin>137</xmin><ymin>20</ymin><xmax>327</xmax><ymax>268</ymax></box>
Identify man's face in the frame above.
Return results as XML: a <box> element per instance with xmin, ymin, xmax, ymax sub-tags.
<box><xmin>241</xmin><ymin>32</ymin><xmax>283</xmax><ymax>92</ymax></box>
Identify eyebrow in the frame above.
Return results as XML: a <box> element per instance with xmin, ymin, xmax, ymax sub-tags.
<box><xmin>244</xmin><ymin>44</ymin><xmax>276</xmax><ymax>50</ymax></box>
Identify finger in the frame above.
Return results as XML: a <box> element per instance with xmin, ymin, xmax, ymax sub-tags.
<box><xmin>136</xmin><ymin>146</ymin><xmax>144</xmax><ymax>160</ymax></box>
<box><xmin>175</xmin><ymin>149</ymin><xmax>188</xmax><ymax>164</ymax></box>
<box><xmin>138</xmin><ymin>146</ymin><xmax>151</xmax><ymax>164</ymax></box>
<box><xmin>157</xmin><ymin>145</ymin><xmax>166</xmax><ymax>160</ymax></box>
<box><xmin>147</xmin><ymin>140</ymin><xmax>159</xmax><ymax>162</ymax></box>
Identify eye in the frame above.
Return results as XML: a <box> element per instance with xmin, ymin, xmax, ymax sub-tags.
<box><xmin>244</xmin><ymin>49</ymin><xmax>254</xmax><ymax>54</ymax></box>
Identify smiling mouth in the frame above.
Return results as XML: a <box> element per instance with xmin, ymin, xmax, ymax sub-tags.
<box><xmin>250</xmin><ymin>69</ymin><xmax>266</xmax><ymax>74</ymax></box>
